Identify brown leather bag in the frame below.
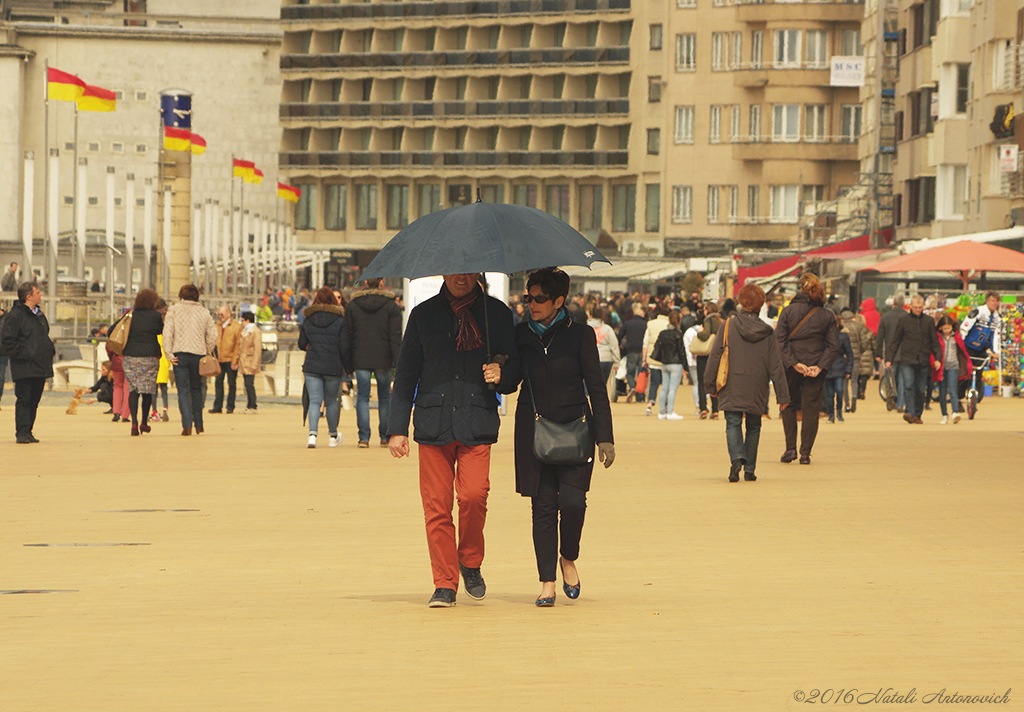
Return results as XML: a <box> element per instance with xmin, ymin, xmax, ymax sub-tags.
<box><xmin>715</xmin><ymin>318</ymin><xmax>731</xmax><ymax>391</ymax></box>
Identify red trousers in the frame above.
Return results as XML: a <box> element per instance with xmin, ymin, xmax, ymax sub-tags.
<box><xmin>418</xmin><ymin>442</ymin><xmax>491</xmax><ymax>591</ymax></box>
<box><xmin>111</xmin><ymin>370</ymin><xmax>130</xmax><ymax>418</ymax></box>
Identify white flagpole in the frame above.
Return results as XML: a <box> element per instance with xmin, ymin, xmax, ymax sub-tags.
<box><xmin>143</xmin><ymin>178</ymin><xmax>153</xmax><ymax>288</ymax></box>
<box><xmin>204</xmin><ymin>198</ymin><xmax>214</xmax><ymax>293</ymax></box>
<box><xmin>162</xmin><ymin>185</ymin><xmax>172</xmax><ymax>291</ymax></box>
<box><xmin>192</xmin><ymin>203</ymin><xmax>202</xmax><ymax>286</ymax></box>
<box><xmin>232</xmin><ymin>206</ymin><xmax>240</xmax><ymax>297</ymax></box>
<box><xmin>242</xmin><ymin>209</ymin><xmax>251</xmax><ymax>295</ymax></box>
<box><xmin>76</xmin><ymin>158</ymin><xmax>87</xmax><ymax>275</ymax></box>
<box><xmin>125</xmin><ymin>173</ymin><xmax>135</xmax><ymax>295</ymax></box>
<box><xmin>221</xmin><ymin>208</ymin><xmax>230</xmax><ymax>296</ymax></box>
<box><xmin>22</xmin><ymin>151</ymin><xmax>34</xmax><ymax>279</ymax></box>
<box><xmin>48</xmin><ymin>149</ymin><xmax>60</xmax><ymax>274</ymax></box>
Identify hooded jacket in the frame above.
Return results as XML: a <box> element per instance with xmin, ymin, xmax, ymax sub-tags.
<box><xmin>704</xmin><ymin>310</ymin><xmax>790</xmax><ymax>414</ymax></box>
<box><xmin>299</xmin><ymin>304</ymin><xmax>353</xmax><ymax>377</ymax></box>
<box><xmin>0</xmin><ymin>300</ymin><xmax>55</xmax><ymax>380</ymax></box>
<box><xmin>859</xmin><ymin>298</ymin><xmax>880</xmax><ymax>334</ymax></box>
<box><xmin>346</xmin><ymin>287</ymin><xmax>402</xmax><ymax>371</ymax></box>
<box><xmin>774</xmin><ymin>292</ymin><xmax>840</xmax><ymax>373</ymax></box>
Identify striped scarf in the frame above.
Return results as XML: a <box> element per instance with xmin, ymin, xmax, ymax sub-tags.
<box><xmin>443</xmin><ymin>284</ymin><xmax>485</xmax><ymax>351</ymax></box>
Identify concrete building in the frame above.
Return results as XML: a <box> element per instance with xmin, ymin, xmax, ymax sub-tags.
<box><xmin>278</xmin><ymin>0</ymin><xmax>867</xmax><ymax>271</ymax></box>
<box><xmin>0</xmin><ymin>0</ymin><xmax>282</xmax><ymax>289</ymax></box>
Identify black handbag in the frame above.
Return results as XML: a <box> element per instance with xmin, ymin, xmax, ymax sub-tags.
<box><xmin>524</xmin><ymin>341</ymin><xmax>594</xmax><ymax>465</ymax></box>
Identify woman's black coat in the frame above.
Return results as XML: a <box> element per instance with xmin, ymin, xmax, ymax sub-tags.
<box><xmin>299</xmin><ymin>304</ymin><xmax>353</xmax><ymax>376</ymax></box>
<box><xmin>513</xmin><ymin>315</ymin><xmax>614</xmax><ymax>498</ymax></box>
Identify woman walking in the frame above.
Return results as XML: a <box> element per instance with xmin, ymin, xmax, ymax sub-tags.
<box><xmin>705</xmin><ymin>284</ymin><xmax>790</xmax><ymax>482</ymax></box>
<box><xmin>652</xmin><ymin>310</ymin><xmax>686</xmax><ymax>419</ymax></box>
<box><xmin>587</xmin><ymin>306</ymin><xmax>620</xmax><ymax>395</ymax></box>
<box><xmin>121</xmin><ymin>288</ymin><xmax>164</xmax><ymax>436</ymax></box>
<box><xmin>105</xmin><ymin>324</ymin><xmax>130</xmax><ymax>423</ymax></box>
<box><xmin>823</xmin><ymin>313</ymin><xmax>854</xmax><ymax>424</ymax></box>
<box><xmin>775</xmin><ymin>273</ymin><xmax>840</xmax><ymax>465</ymax></box>
<box><xmin>514</xmin><ymin>268</ymin><xmax>614</xmax><ymax>607</ymax></box>
<box><xmin>932</xmin><ymin>314</ymin><xmax>970</xmax><ymax>424</ymax></box>
<box><xmin>693</xmin><ymin>302</ymin><xmax>723</xmax><ymax>419</ymax></box>
<box><xmin>299</xmin><ymin>287</ymin><xmax>353</xmax><ymax>448</ymax></box>
<box><xmin>162</xmin><ymin>284</ymin><xmax>217</xmax><ymax>436</ymax></box>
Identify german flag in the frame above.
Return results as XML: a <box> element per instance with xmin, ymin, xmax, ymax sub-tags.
<box><xmin>233</xmin><ymin>158</ymin><xmax>255</xmax><ymax>179</ymax></box>
<box><xmin>77</xmin><ymin>84</ymin><xmax>116</xmax><ymax>112</ymax></box>
<box><xmin>163</xmin><ymin>126</ymin><xmax>191</xmax><ymax>152</ymax></box>
<box><xmin>47</xmin><ymin>67</ymin><xmax>86</xmax><ymax>102</ymax></box>
<box><xmin>244</xmin><ymin>168</ymin><xmax>264</xmax><ymax>185</ymax></box>
<box><xmin>277</xmin><ymin>182</ymin><xmax>301</xmax><ymax>203</ymax></box>
<box><xmin>190</xmin><ymin>133</ymin><xmax>207</xmax><ymax>155</ymax></box>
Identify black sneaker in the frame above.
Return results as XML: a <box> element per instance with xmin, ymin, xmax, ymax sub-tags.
<box><xmin>459</xmin><ymin>564</ymin><xmax>487</xmax><ymax>600</ymax></box>
<box><xmin>428</xmin><ymin>588</ymin><xmax>457</xmax><ymax>608</ymax></box>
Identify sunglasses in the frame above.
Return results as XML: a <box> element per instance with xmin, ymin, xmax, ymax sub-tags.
<box><xmin>522</xmin><ymin>293</ymin><xmax>553</xmax><ymax>304</ymax></box>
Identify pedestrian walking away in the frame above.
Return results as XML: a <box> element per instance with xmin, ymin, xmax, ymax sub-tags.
<box><xmin>824</xmin><ymin>313</ymin><xmax>854</xmax><ymax>424</ymax></box>
<box><xmin>876</xmin><ymin>294</ymin><xmax>906</xmax><ymax>410</ymax></box>
<box><xmin>651</xmin><ymin>310</ymin><xmax>687</xmax><ymax>419</ymax></box>
<box><xmin>238</xmin><ymin>311</ymin><xmax>262</xmax><ymax>414</ymax></box>
<box><xmin>299</xmin><ymin>287</ymin><xmax>354</xmax><ymax>449</ymax></box>
<box><xmin>210</xmin><ymin>306</ymin><xmax>242</xmax><ymax>414</ymax></box>
<box><xmin>347</xmin><ymin>277</ymin><xmax>402</xmax><ymax>448</ymax></box>
<box><xmin>387</xmin><ymin>273</ymin><xmax>520</xmax><ymax>608</ymax></box>
<box><xmin>514</xmin><ymin>268</ymin><xmax>614</xmax><ymax>606</ymax></box>
<box><xmin>0</xmin><ymin>282</ymin><xmax>56</xmax><ymax>443</ymax></box>
<box><xmin>616</xmin><ymin>303</ymin><xmax>647</xmax><ymax>402</ymax></box>
<box><xmin>162</xmin><ymin>284</ymin><xmax>218</xmax><ymax>436</ymax></box>
<box><xmin>705</xmin><ymin>284</ymin><xmax>789</xmax><ymax>481</ymax></box>
<box><xmin>121</xmin><ymin>288</ymin><xmax>165</xmax><ymax>436</ymax></box>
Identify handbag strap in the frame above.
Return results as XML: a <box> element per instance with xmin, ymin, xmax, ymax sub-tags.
<box><xmin>785</xmin><ymin>306</ymin><xmax>820</xmax><ymax>342</ymax></box>
<box><xmin>722</xmin><ymin>317</ymin><xmax>730</xmax><ymax>348</ymax></box>
<box><xmin>522</xmin><ymin>330</ymin><xmax>586</xmax><ymax>421</ymax></box>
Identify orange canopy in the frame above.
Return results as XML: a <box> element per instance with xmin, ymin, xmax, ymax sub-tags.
<box><xmin>860</xmin><ymin>240</ymin><xmax>1024</xmax><ymax>289</ymax></box>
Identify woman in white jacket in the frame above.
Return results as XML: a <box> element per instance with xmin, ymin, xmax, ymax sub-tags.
<box><xmin>588</xmin><ymin>307</ymin><xmax>620</xmax><ymax>393</ymax></box>
<box><xmin>683</xmin><ymin>320</ymin><xmax>700</xmax><ymax>415</ymax></box>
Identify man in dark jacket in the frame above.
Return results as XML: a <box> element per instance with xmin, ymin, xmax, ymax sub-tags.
<box><xmin>0</xmin><ymin>304</ymin><xmax>8</xmax><ymax>408</ymax></box>
<box><xmin>347</xmin><ymin>278</ymin><xmax>402</xmax><ymax>448</ymax></box>
<box><xmin>387</xmin><ymin>274</ymin><xmax>520</xmax><ymax>608</ymax></box>
<box><xmin>886</xmin><ymin>294</ymin><xmax>941</xmax><ymax>424</ymax></box>
<box><xmin>616</xmin><ymin>303</ymin><xmax>647</xmax><ymax>401</ymax></box>
<box><xmin>0</xmin><ymin>283</ymin><xmax>56</xmax><ymax>443</ymax></box>
<box><xmin>875</xmin><ymin>294</ymin><xmax>906</xmax><ymax>410</ymax></box>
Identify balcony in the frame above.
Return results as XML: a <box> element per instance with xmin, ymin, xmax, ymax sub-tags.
<box><xmin>280</xmin><ymin>47</ymin><xmax>630</xmax><ymax>72</ymax></box>
<box><xmin>734</xmin><ymin>0</ymin><xmax>864</xmax><ymax>23</ymax></box>
<box><xmin>732</xmin><ymin>63</ymin><xmax>831</xmax><ymax>88</ymax></box>
<box><xmin>732</xmin><ymin>137</ymin><xmax>859</xmax><ymax>161</ymax></box>
<box><xmin>280</xmin><ymin>99</ymin><xmax>630</xmax><ymax>120</ymax></box>
<box><xmin>279</xmin><ymin>150</ymin><xmax>629</xmax><ymax>168</ymax></box>
<box><xmin>282</xmin><ymin>0</ymin><xmax>631</xmax><ymax>22</ymax></box>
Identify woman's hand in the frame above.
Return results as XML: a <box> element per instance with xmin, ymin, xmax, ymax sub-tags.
<box><xmin>482</xmin><ymin>362</ymin><xmax>501</xmax><ymax>385</ymax></box>
<box><xmin>597</xmin><ymin>442</ymin><xmax>615</xmax><ymax>468</ymax></box>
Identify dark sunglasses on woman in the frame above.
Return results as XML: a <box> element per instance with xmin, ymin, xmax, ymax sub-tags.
<box><xmin>522</xmin><ymin>294</ymin><xmax>553</xmax><ymax>304</ymax></box>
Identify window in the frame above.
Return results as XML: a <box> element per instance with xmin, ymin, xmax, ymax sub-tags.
<box><xmin>676</xmin><ymin>34</ymin><xmax>696</xmax><ymax>71</ymax></box>
<box><xmin>806</xmin><ymin>30</ymin><xmax>828</xmax><ymax>68</ymax></box>
<box><xmin>731</xmin><ymin>105</ymin><xmax>741</xmax><ymax>142</ymax></box>
<box><xmin>619</xmin><ymin>125</ymin><xmax>630</xmax><ymax>150</ymax></box>
<box><xmin>111</xmin><ymin>142</ymin><xmax>124</xmax><ymax>153</ymax></box>
<box><xmin>712</xmin><ymin>33</ymin><xmax>725</xmax><ymax>71</ymax></box>
<box><xmin>805</xmin><ymin>104</ymin><xmax>827</xmax><ymax>141</ymax></box>
<box><xmin>386</xmin><ymin>184</ymin><xmax>409</xmax><ymax>230</ymax></box>
<box><xmin>751</xmin><ymin>31</ymin><xmax>763</xmax><ymax>69</ymax></box>
<box><xmin>749</xmin><ymin>105</ymin><xmax>762</xmax><ymax>141</ymax></box>
<box><xmin>710</xmin><ymin>105</ymin><xmax>722</xmax><ymax>143</ymax></box>
<box><xmin>905</xmin><ymin>176</ymin><xmax>936</xmax><ymax>224</ymax></box>
<box><xmin>64</xmin><ymin>142</ymin><xmax>74</xmax><ymax>151</ymax></box>
<box><xmin>774</xmin><ymin>29</ymin><xmax>800</xmax><ymax>67</ymax></box>
<box><xmin>88</xmin><ymin>142</ymin><xmax>100</xmax><ymax>152</ymax></box>
<box><xmin>708</xmin><ymin>186</ymin><xmax>720</xmax><ymax>224</ymax></box>
<box><xmin>63</xmin><ymin>196</ymin><xmax>74</xmax><ymax>206</ymax></box>
<box><xmin>841</xmin><ymin>29</ymin><xmax>863</xmax><ymax>56</ymax></box>
<box><xmin>672</xmin><ymin>186</ymin><xmax>692</xmax><ymax>224</ymax></box>
<box><xmin>675</xmin><ymin>106</ymin><xmax>695</xmax><ymax>143</ymax></box>
<box><xmin>956</xmin><ymin>63</ymin><xmax>969</xmax><ymax>114</ymax></box>
<box><xmin>770</xmin><ymin>185</ymin><xmax>799</xmax><ymax>222</ymax></box>
<box><xmin>136</xmin><ymin>198</ymin><xmax>145</xmax><ymax>207</ymax></box>
<box><xmin>325</xmin><ymin>184</ymin><xmax>347</xmax><ymax>230</ymax></box>
<box><xmin>135</xmin><ymin>91</ymin><xmax>147</xmax><ymax>101</ymax></box>
<box><xmin>647</xmin><ymin>128</ymin><xmax>661</xmax><ymax>155</ymax></box>
<box><xmin>909</xmin><ymin>88</ymin><xmax>935</xmax><ymax>136</ymax></box>
<box><xmin>802</xmin><ymin>185</ymin><xmax>824</xmax><ymax>204</ymax></box>
<box><xmin>136</xmin><ymin>143</ymin><xmax>147</xmax><ymax>154</ymax></box>
<box><xmin>419</xmin><ymin>184</ymin><xmax>442</xmax><ymax>215</ymax></box>
<box><xmin>296</xmin><ymin>184</ymin><xmax>317</xmax><ymax>230</ymax></box>
<box><xmin>88</xmin><ymin>197</ymin><xmax>99</xmax><ymax>206</ymax></box>
<box><xmin>731</xmin><ymin>32</ymin><xmax>742</xmax><ymax>69</ymax></box>
<box><xmin>728</xmin><ymin>185</ymin><xmax>739</xmax><ymax>222</ymax></box>
<box><xmin>449</xmin><ymin>184</ymin><xmax>472</xmax><ymax>207</ymax></box>
<box><xmin>772</xmin><ymin>104</ymin><xmax>800</xmax><ymax>142</ymax></box>
<box><xmin>840</xmin><ymin>104</ymin><xmax>862</xmax><ymax>142</ymax></box>
<box><xmin>937</xmin><ymin>165</ymin><xmax>967</xmax><ymax>218</ymax></box>
<box><xmin>355</xmin><ymin>184</ymin><xmax>377</xmax><ymax>230</ymax></box>
<box><xmin>513</xmin><ymin>184</ymin><xmax>538</xmax><ymax>208</ymax></box>
<box><xmin>911</xmin><ymin>0</ymin><xmax>938</xmax><ymax>49</ymax></box>
<box><xmin>114</xmin><ymin>198</ymin><xmax>123</xmax><ymax>207</ymax></box>
<box><xmin>747</xmin><ymin>185</ymin><xmax>760</xmax><ymax>221</ymax></box>
<box><xmin>650</xmin><ymin>24</ymin><xmax>663</xmax><ymax>50</ymax></box>
<box><xmin>645</xmin><ymin>184</ymin><xmax>660</xmax><ymax>232</ymax></box>
<box><xmin>648</xmin><ymin>76</ymin><xmax>662</xmax><ymax>102</ymax></box>
<box><xmin>546</xmin><ymin>184</ymin><xmax>570</xmax><ymax>223</ymax></box>
<box><xmin>579</xmin><ymin>185</ymin><xmax>603</xmax><ymax>231</ymax></box>
<box><xmin>612</xmin><ymin>184</ymin><xmax>636</xmax><ymax>232</ymax></box>
<box><xmin>677</xmin><ymin>0</ymin><xmax>696</xmax><ymax>7</ymax></box>
<box><xmin>479</xmin><ymin>184</ymin><xmax>504</xmax><ymax>204</ymax></box>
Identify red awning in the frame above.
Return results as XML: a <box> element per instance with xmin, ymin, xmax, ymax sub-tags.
<box><xmin>736</xmin><ymin>230</ymin><xmax>893</xmax><ymax>287</ymax></box>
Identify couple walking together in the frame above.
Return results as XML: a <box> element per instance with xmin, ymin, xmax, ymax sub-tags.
<box><xmin>387</xmin><ymin>268</ymin><xmax>615</xmax><ymax>608</ymax></box>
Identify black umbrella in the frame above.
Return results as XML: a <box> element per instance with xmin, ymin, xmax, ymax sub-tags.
<box><xmin>360</xmin><ymin>201</ymin><xmax>611</xmax><ymax>282</ymax></box>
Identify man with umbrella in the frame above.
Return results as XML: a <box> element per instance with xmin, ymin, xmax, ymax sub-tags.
<box><xmin>387</xmin><ymin>273</ymin><xmax>520</xmax><ymax>608</ymax></box>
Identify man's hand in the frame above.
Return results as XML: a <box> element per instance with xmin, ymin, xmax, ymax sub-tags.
<box><xmin>169</xmin><ymin>355</ymin><xmax>179</xmax><ymax>366</ymax></box>
<box><xmin>885</xmin><ymin>361</ymin><xmax>892</xmax><ymax>370</ymax></box>
<box><xmin>794</xmin><ymin>363</ymin><xmax>809</xmax><ymax>375</ymax></box>
<box><xmin>482</xmin><ymin>362</ymin><xmax>502</xmax><ymax>385</ymax></box>
<box><xmin>597</xmin><ymin>442</ymin><xmax>615</xmax><ymax>468</ymax></box>
<box><xmin>388</xmin><ymin>435</ymin><xmax>410</xmax><ymax>458</ymax></box>
<box><xmin>780</xmin><ymin>403</ymin><xmax>789</xmax><ymax>411</ymax></box>
<box><xmin>933</xmin><ymin>361</ymin><xmax>942</xmax><ymax>371</ymax></box>
<box><xmin>805</xmin><ymin>365</ymin><xmax>822</xmax><ymax>378</ymax></box>
<box><xmin>231</xmin><ymin>363</ymin><xmax>238</xmax><ymax>370</ymax></box>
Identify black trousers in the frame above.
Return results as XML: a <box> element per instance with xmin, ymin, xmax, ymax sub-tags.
<box><xmin>531</xmin><ymin>465</ymin><xmax>587</xmax><ymax>582</ymax></box>
<box><xmin>695</xmin><ymin>355</ymin><xmax>719</xmax><ymax>413</ymax></box>
<box><xmin>213</xmin><ymin>362</ymin><xmax>237</xmax><ymax>412</ymax></box>
<box><xmin>14</xmin><ymin>377</ymin><xmax>46</xmax><ymax>438</ymax></box>
<box><xmin>780</xmin><ymin>368</ymin><xmax>826</xmax><ymax>457</ymax></box>
<box><xmin>243</xmin><ymin>374</ymin><xmax>257</xmax><ymax>410</ymax></box>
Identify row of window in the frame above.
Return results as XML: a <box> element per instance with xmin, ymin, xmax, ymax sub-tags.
<box><xmin>285</xmin><ymin>124</ymin><xmax>630</xmax><ymax>152</ymax></box>
<box><xmin>62</xmin><ymin>141</ymin><xmax>149</xmax><ymax>155</ymax></box>
<box><xmin>671</xmin><ymin>185</ymin><xmax>825</xmax><ymax>224</ymax></box>
<box><xmin>674</xmin><ymin>28</ymin><xmax>863</xmax><ymax>72</ymax></box>
<box><xmin>670</xmin><ymin>104</ymin><xmax>862</xmax><ymax>144</ymax></box>
<box><xmin>56</xmin><ymin>196</ymin><xmax>148</xmax><ymax>207</ymax></box>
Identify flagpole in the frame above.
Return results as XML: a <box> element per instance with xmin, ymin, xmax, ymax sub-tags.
<box><xmin>73</xmin><ymin>103</ymin><xmax>83</xmax><ymax>279</ymax></box>
<box><xmin>43</xmin><ymin>59</ymin><xmax>56</xmax><ymax>320</ymax></box>
<box><xmin>230</xmin><ymin>155</ymin><xmax>235</xmax><ymax>295</ymax></box>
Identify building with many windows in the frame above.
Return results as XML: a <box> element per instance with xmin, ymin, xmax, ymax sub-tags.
<box><xmin>279</xmin><ymin>0</ymin><xmax>868</xmax><ymax>262</ymax></box>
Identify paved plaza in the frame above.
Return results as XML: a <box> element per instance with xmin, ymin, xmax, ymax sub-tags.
<box><xmin>2</xmin><ymin>390</ymin><xmax>1021</xmax><ymax>710</ymax></box>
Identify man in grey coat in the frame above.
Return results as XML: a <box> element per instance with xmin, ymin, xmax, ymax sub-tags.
<box><xmin>0</xmin><ymin>283</ymin><xmax>55</xmax><ymax>443</ymax></box>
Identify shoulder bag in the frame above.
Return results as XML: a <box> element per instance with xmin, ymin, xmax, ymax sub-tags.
<box><xmin>716</xmin><ymin>318</ymin><xmax>732</xmax><ymax>391</ymax></box>
<box><xmin>106</xmin><ymin>310</ymin><xmax>133</xmax><ymax>356</ymax></box>
<box><xmin>524</xmin><ymin>335</ymin><xmax>594</xmax><ymax>465</ymax></box>
<box><xmin>199</xmin><ymin>349</ymin><xmax>221</xmax><ymax>377</ymax></box>
<box><xmin>689</xmin><ymin>316</ymin><xmax>718</xmax><ymax>357</ymax></box>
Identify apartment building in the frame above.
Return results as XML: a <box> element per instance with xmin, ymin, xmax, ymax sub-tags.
<box><xmin>279</xmin><ymin>0</ymin><xmax>866</xmax><ymax>260</ymax></box>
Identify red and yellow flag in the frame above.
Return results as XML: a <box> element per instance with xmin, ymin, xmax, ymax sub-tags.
<box><xmin>163</xmin><ymin>126</ymin><xmax>191</xmax><ymax>152</ymax></box>
<box><xmin>190</xmin><ymin>133</ymin><xmax>207</xmax><ymax>155</ymax></box>
<box><xmin>244</xmin><ymin>168</ymin><xmax>264</xmax><ymax>185</ymax></box>
<box><xmin>47</xmin><ymin>67</ymin><xmax>86</xmax><ymax>102</ymax></box>
<box><xmin>232</xmin><ymin>158</ymin><xmax>255</xmax><ymax>179</ymax></box>
<box><xmin>77</xmin><ymin>84</ymin><xmax>116</xmax><ymax>112</ymax></box>
<box><xmin>277</xmin><ymin>182</ymin><xmax>301</xmax><ymax>203</ymax></box>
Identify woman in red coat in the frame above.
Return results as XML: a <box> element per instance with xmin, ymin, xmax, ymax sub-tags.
<box><xmin>931</xmin><ymin>314</ymin><xmax>971</xmax><ymax>424</ymax></box>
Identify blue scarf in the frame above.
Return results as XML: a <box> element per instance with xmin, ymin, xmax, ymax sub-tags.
<box><xmin>528</xmin><ymin>307</ymin><xmax>567</xmax><ymax>336</ymax></box>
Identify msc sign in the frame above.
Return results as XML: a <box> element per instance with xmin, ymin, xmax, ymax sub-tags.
<box><xmin>830</xmin><ymin>57</ymin><xmax>865</xmax><ymax>87</ymax></box>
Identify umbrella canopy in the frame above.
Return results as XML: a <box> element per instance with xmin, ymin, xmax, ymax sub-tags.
<box><xmin>860</xmin><ymin>240</ymin><xmax>1024</xmax><ymax>290</ymax></box>
<box><xmin>361</xmin><ymin>202</ymin><xmax>610</xmax><ymax>281</ymax></box>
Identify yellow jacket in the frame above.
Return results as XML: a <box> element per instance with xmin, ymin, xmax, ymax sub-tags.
<box><xmin>217</xmin><ymin>318</ymin><xmax>242</xmax><ymax>365</ymax></box>
<box><xmin>238</xmin><ymin>324</ymin><xmax>262</xmax><ymax>376</ymax></box>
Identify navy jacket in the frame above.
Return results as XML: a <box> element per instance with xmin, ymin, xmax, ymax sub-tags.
<box><xmin>826</xmin><ymin>331</ymin><xmax>855</xmax><ymax>379</ymax></box>
<box><xmin>0</xmin><ymin>300</ymin><xmax>55</xmax><ymax>380</ymax></box>
<box><xmin>298</xmin><ymin>304</ymin><xmax>353</xmax><ymax>376</ymax></box>
<box><xmin>388</xmin><ymin>287</ymin><xmax>519</xmax><ymax>446</ymax></box>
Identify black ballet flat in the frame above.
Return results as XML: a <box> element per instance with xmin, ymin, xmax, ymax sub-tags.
<box><xmin>559</xmin><ymin>557</ymin><xmax>580</xmax><ymax>600</ymax></box>
<box><xmin>535</xmin><ymin>595</ymin><xmax>555</xmax><ymax>607</ymax></box>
